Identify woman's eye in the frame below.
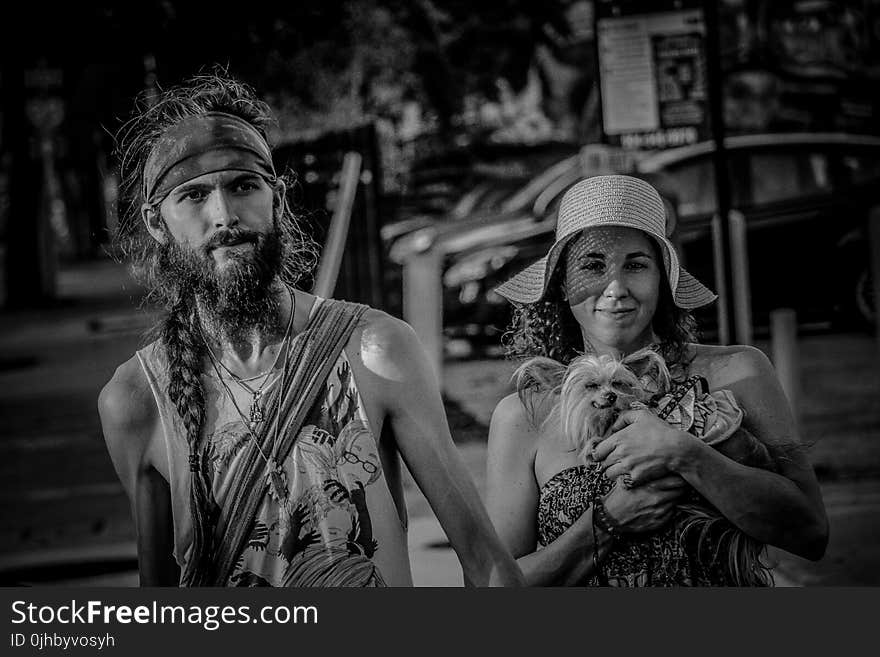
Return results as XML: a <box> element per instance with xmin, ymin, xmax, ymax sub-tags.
<box><xmin>582</xmin><ymin>261</ymin><xmax>604</xmax><ymax>272</ymax></box>
<box><xmin>625</xmin><ymin>261</ymin><xmax>648</xmax><ymax>271</ymax></box>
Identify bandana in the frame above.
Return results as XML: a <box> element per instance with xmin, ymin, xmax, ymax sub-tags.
<box><xmin>143</xmin><ymin>111</ymin><xmax>276</xmax><ymax>205</ymax></box>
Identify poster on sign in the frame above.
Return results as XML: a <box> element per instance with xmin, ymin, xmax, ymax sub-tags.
<box><xmin>596</xmin><ymin>0</ymin><xmax>709</xmax><ymax>149</ymax></box>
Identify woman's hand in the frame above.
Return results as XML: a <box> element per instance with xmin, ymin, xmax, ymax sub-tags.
<box><xmin>591</xmin><ymin>409</ymin><xmax>695</xmax><ymax>487</ymax></box>
<box><xmin>602</xmin><ymin>475</ymin><xmax>687</xmax><ymax>534</ymax></box>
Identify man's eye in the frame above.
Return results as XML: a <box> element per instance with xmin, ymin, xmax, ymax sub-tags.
<box><xmin>181</xmin><ymin>190</ymin><xmax>207</xmax><ymax>202</ymax></box>
<box><xmin>234</xmin><ymin>180</ymin><xmax>259</xmax><ymax>192</ymax></box>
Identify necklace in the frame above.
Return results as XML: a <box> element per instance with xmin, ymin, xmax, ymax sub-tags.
<box><xmin>202</xmin><ymin>287</ymin><xmax>295</xmax><ymax>431</ymax></box>
<box><xmin>208</xmin><ymin>348</ymin><xmax>289</xmax><ymax>501</ymax></box>
<box><xmin>204</xmin><ymin>286</ymin><xmax>296</xmax><ymax>501</ymax></box>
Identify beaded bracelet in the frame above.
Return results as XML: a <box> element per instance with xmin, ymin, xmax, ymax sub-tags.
<box><xmin>592</xmin><ymin>496</ymin><xmax>625</xmax><ymax>541</ymax></box>
<box><xmin>590</xmin><ymin>496</ymin><xmax>622</xmax><ymax>586</ymax></box>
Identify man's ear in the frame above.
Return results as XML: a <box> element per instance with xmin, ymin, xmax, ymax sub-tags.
<box><xmin>141</xmin><ymin>203</ymin><xmax>167</xmax><ymax>244</ymax></box>
<box><xmin>272</xmin><ymin>179</ymin><xmax>287</xmax><ymax>217</ymax></box>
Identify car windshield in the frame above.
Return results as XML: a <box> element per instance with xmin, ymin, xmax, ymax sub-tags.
<box><xmin>660</xmin><ymin>143</ymin><xmax>879</xmax><ymax>218</ymax></box>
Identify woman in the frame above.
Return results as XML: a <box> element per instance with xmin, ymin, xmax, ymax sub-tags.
<box><xmin>486</xmin><ymin>175</ymin><xmax>828</xmax><ymax>586</ymax></box>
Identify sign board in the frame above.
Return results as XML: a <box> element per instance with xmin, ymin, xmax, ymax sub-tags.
<box><xmin>596</xmin><ymin>0</ymin><xmax>709</xmax><ymax>149</ymax></box>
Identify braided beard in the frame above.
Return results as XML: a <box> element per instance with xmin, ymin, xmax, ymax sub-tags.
<box><xmin>154</xmin><ymin>224</ymin><xmax>284</xmax><ymax>341</ymax></box>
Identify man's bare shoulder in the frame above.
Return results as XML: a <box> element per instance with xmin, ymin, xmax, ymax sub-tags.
<box><xmin>98</xmin><ymin>354</ymin><xmax>158</xmax><ymax>446</ymax></box>
<box><xmin>687</xmin><ymin>343</ymin><xmax>774</xmax><ymax>389</ymax></box>
<box><xmin>348</xmin><ymin>308</ymin><xmax>425</xmax><ymax>370</ymax></box>
<box><xmin>98</xmin><ymin>353</ymin><xmax>165</xmax><ymax>497</ymax></box>
<box><xmin>356</xmin><ymin>308</ymin><xmax>417</xmax><ymax>347</ymax></box>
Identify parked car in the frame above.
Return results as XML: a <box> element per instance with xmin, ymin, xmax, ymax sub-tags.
<box><xmin>417</xmin><ymin>133</ymin><xmax>880</xmax><ymax>354</ymax></box>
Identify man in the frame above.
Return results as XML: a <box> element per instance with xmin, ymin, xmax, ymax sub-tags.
<box><xmin>99</xmin><ymin>73</ymin><xmax>523</xmax><ymax>587</ymax></box>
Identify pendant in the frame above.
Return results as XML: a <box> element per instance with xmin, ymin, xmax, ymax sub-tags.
<box><xmin>249</xmin><ymin>394</ymin><xmax>264</xmax><ymax>429</ymax></box>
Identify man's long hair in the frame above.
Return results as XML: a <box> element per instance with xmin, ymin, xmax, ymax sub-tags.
<box><xmin>114</xmin><ymin>72</ymin><xmax>317</xmax><ymax>586</ymax></box>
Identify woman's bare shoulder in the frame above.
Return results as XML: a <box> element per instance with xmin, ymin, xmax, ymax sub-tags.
<box><xmin>493</xmin><ymin>387</ymin><xmax>557</xmax><ymax>426</ymax></box>
<box><xmin>489</xmin><ymin>388</ymin><xmax>557</xmax><ymax>452</ymax></box>
<box><xmin>686</xmin><ymin>343</ymin><xmax>775</xmax><ymax>390</ymax></box>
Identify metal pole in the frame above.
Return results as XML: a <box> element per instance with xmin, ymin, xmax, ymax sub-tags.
<box><xmin>729</xmin><ymin>210</ymin><xmax>753</xmax><ymax>345</ymax></box>
<box><xmin>869</xmin><ymin>206</ymin><xmax>880</xmax><ymax>355</ymax></box>
<box><xmin>703</xmin><ymin>0</ymin><xmax>736</xmax><ymax>346</ymax></box>
<box><xmin>402</xmin><ymin>248</ymin><xmax>444</xmax><ymax>384</ymax></box>
<box><xmin>711</xmin><ymin>214</ymin><xmax>731</xmax><ymax>346</ymax></box>
<box><xmin>770</xmin><ymin>308</ymin><xmax>801</xmax><ymax>431</ymax></box>
<box><xmin>313</xmin><ymin>151</ymin><xmax>362</xmax><ymax>299</ymax></box>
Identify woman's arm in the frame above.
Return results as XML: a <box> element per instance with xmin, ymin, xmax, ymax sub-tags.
<box><xmin>596</xmin><ymin>346</ymin><xmax>829</xmax><ymax>560</ymax></box>
<box><xmin>486</xmin><ymin>393</ymin><xmax>685</xmax><ymax>586</ymax></box>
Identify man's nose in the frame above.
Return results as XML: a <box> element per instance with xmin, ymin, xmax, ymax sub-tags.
<box><xmin>206</xmin><ymin>190</ymin><xmax>239</xmax><ymax>228</ymax></box>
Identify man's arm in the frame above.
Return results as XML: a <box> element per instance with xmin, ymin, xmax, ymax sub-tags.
<box><xmin>98</xmin><ymin>357</ymin><xmax>179</xmax><ymax>585</ymax></box>
<box><xmin>355</xmin><ymin>312</ymin><xmax>524</xmax><ymax>586</ymax></box>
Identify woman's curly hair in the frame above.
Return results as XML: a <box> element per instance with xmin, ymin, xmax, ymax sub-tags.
<box><xmin>501</xmin><ymin>236</ymin><xmax>699</xmax><ymax>374</ymax></box>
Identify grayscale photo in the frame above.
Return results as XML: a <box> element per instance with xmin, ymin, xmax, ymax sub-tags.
<box><xmin>1</xmin><ymin>0</ymin><xmax>878</xmax><ymax>589</ymax></box>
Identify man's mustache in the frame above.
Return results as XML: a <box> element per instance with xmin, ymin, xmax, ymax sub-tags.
<box><xmin>203</xmin><ymin>228</ymin><xmax>260</xmax><ymax>252</ymax></box>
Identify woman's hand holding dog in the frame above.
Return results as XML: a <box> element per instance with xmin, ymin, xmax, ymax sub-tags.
<box><xmin>591</xmin><ymin>408</ymin><xmax>697</xmax><ymax>488</ymax></box>
<box><xmin>602</xmin><ymin>475</ymin><xmax>687</xmax><ymax>533</ymax></box>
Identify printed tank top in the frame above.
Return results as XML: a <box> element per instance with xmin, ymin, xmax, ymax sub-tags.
<box><xmin>136</xmin><ymin>299</ymin><xmax>413</xmax><ymax>587</ymax></box>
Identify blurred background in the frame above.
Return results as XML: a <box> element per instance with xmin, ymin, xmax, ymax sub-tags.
<box><xmin>1</xmin><ymin>0</ymin><xmax>878</xmax><ymax>586</ymax></box>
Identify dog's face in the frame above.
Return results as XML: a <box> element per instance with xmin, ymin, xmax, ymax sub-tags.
<box><xmin>558</xmin><ymin>348</ymin><xmax>670</xmax><ymax>459</ymax></box>
<box><xmin>561</xmin><ymin>355</ymin><xmax>647</xmax><ymax>442</ymax></box>
<box><xmin>576</xmin><ymin>358</ymin><xmax>644</xmax><ymax>411</ymax></box>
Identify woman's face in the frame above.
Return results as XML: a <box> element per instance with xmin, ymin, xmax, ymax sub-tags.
<box><xmin>563</xmin><ymin>226</ymin><xmax>662</xmax><ymax>355</ymax></box>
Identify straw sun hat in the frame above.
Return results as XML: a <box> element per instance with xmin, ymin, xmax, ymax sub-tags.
<box><xmin>494</xmin><ymin>175</ymin><xmax>717</xmax><ymax>310</ymax></box>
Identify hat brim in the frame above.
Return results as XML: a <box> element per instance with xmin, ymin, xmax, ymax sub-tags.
<box><xmin>494</xmin><ymin>231</ymin><xmax>579</xmax><ymax>305</ymax></box>
<box><xmin>675</xmin><ymin>268</ymin><xmax>717</xmax><ymax>309</ymax></box>
<box><xmin>494</xmin><ymin>233</ymin><xmax>717</xmax><ymax>310</ymax></box>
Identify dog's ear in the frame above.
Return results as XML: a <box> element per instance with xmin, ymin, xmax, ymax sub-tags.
<box><xmin>622</xmin><ymin>348</ymin><xmax>671</xmax><ymax>394</ymax></box>
<box><xmin>512</xmin><ymin>356</ymin><xmax>567</xmax><ymax>392</ymax></box>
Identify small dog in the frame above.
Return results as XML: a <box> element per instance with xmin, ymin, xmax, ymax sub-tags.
<box><xmin>516</xmin><ymin>347</ymin><xmax>774</xmax><ymax>586</ymax></box>
<box><xmin>515</xmin><ymin>347</ymin><xmax>668</xmax><ymax>459</ymax></box>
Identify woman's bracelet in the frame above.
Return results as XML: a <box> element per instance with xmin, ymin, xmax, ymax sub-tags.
<box><xmin>592</xmin><ymin>496</ymin><xmax>624</xmax><ymax>541</ymax></box>
<box><xmin>590</xmin><ymin>495</ymin><xmax>622</xmax><ymax>586</ymax></box>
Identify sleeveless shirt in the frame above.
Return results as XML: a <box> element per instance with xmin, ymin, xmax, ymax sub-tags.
<box><xmin>136</xmin><ymin>299</ymin><xmax>413</xmax><ymax>587</ymax></box>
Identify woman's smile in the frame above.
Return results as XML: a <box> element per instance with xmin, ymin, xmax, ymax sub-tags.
<box><xmin>564</xmin><ymin>226</ymin><xmax>661</xmax><ymax>355</ymax></box>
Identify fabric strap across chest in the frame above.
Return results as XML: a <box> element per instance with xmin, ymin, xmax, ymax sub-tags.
<box><xmin>205</xmin><ymin>299</ymin><xmax>368</xmax><ymax>586</ymax></box>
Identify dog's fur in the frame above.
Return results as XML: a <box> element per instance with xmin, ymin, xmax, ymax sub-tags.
<box><xmin>515</xmin><ymin>347</ymin><xmax>773</xmax><ymax>586</ymax></box>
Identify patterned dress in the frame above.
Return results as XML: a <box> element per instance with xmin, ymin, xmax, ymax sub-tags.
<box><xmin>537</xmin><ymin>377</ymin><xmax>771</xmax><ymax>587</ymax></box>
